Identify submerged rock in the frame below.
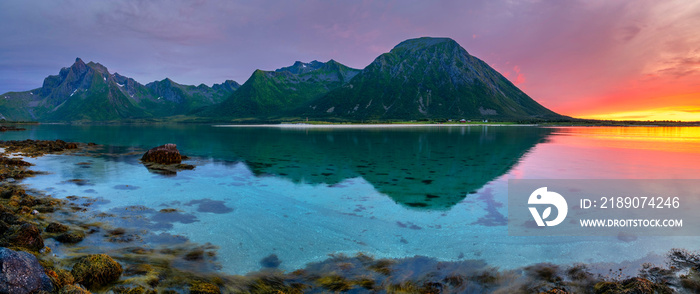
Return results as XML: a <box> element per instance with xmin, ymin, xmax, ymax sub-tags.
<box><xmin>71</xmin><ymin>254</ymin><xmax>123</xmax><ymax>289</ymax></box>
<box><xmin>141</xmin><ymin>144</ymin><xmax>182</xmax><ymax>164</ymax></box>
<box><xmin>260</xmin><ymin>254</ymin><xmax>281</xmax><ymax>268</ymax></box>
<box><xmin>0</xmin><ymin>247</ymin><xmax>54</xmax><ymax>293</ymax></box>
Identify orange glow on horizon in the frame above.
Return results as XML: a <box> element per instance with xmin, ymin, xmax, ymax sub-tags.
<box><xmin>553</xmin><ymin>91</ymin><xmax>700</xmax><ymax>121</ymax></box>
<box><xmin>577</xmin><ymin>107</ymin><xmax>700</xmax><ymax>121</ymax></box>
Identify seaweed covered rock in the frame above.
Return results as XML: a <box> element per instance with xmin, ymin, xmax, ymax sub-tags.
<box><xmin>140</xmin><ymin>144</ymin><xmax>195</xmax><ymax>175</ymax></box>
<box><xmin>540</xmin><ymin>289</ymin><xmax>571</xmax><ymax>294</ymax></box>
<box><xmin>46</xmin><ymin>222</ymin><xmax>70</xmax><ymax>233</ymax></box>
<box><xmin>59</xmin><ymin>284</ymin><xmax>92</xmax><ymax>294</ymax></box>
<box><xmin>594</xmin><ymin>277</ymin><xmax>658</xmax><ymax>294</ymax></box>
<box><xmin>0</xmin><ymin>205</ymin><xmax>20</xmax><ymax>225</ymax></box>
<box><xmin>141</xmin><ymin>144</ymin><xmax>182</xmax><ymax>164</ymax></box>
<box><xmin>0</xmin><ymin>139</ymin><xmax>81</xmax><ymax>157</ymax></box>
<box><xmin>5</xmin><ymin>223</ymin><xmax>44</xmax><ymax>251</ymax></box>
<box><xmin>112</xmin><ymin>285</ymin><xmax>147</xmax><ymax>294</ymax></box>
<box><xmin>45</xmin><ymin>267</ymin><xmax>76</xmax><ymax>290</ymax></box>
<box><xmin>0</xmin><ymin>185</ymin><xmax>27</xmax><ymax>199</ymax></box>
<box><xmin>0</xmin><ymin>126</ymin><xmax>26</xmax><ymax>132</ymax></box>
<box><xmin>189</xmin><ymin>281</ymin><xmax>221</xmax><ymax>294</ymax></box>
<box><xmin>55</xmin><ymin>231</ymin><xmax>85</xmax><ymax>244</ymax></box>
<box><xmin>0</xmin><ymin>247</ymin><xmax>54</xmax><ymax>293</ymax></box>
<box><xmin>71</xmin><ymin>254</ymin><xmax>123</xmax><ymax>289</ymax></box>
<box><xmin>0</xmin><ymin>157</ymin><xmax>35</xmax><ymax>180</ymax></box>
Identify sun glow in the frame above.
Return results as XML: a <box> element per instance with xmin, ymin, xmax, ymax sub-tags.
<box><xmin>578</xmin><ymin>107</ymin><xmax>700</xmax><ymax>122</ymax></box>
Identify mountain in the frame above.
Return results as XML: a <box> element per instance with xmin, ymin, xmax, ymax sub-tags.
<box><xmin>0</xmin><ymin>58</ymin><xmax>238</xmax><ymax>121</ymax></box>
<box><xmin>142</xmin><ymin>78</ymin><xmax>240</xmax><ymax>117</ymax></box>
<box><xmin>0</xmin><ymin>37</ymin><xmax>562</xmax><ymax>122</ymax></box>
<box><xmin>204</xmin><ymin>60</ymin><xmax>360</xmax><ymax>118</ymax></box>
<box><xmin>301</xmin><ymin>37</ymin><xmax>561</xmax><ymax>121</ymax></box>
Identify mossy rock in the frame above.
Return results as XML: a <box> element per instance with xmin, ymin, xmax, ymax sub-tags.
<box><xmin>55</xmin><ymin>231</ymin><xmax>86</xmax><ymax>244</ymax></box>
<box><xmin>7</xmin><ymin>222</ymin><xmax>44</xmax><ymax>251</ymax></box>
<box><xmin>59</xmin><ymin>284</ymin><xmax>92</xmax><ymax>294</ymax></box>
<box><xmin>0</xmin><ymin>206</ymin><xmax>20</xmax><ymax>225</ymax></box>
<box><xmin>113</xmin><ymin>285</ymin><xmax>147</xmax><ymax>294</ymax></box>
<box><xmin>46</xmin><ymin>267</ymin><xmax>75</xmax><ymax>289</ymax></box>
<box><xmin>317</xmin><ymin>275</ymin><xmax>352</xmax><ymax>292</ymax></box>
<box><xmin>594</xmin><ymin>278</ymin><xmax>657</xmax><ymax>294</ymax></box>
<box><xmin>246</xmin><ymin>275</ymin><xmax>306</xmax><ymax>293</ymax></box>
<box><xmin>71</xmin><ymin>254</ymin><xmax>123</xmax><ymax>289</ymax></box>
<box><xmin>0</xmin><ymin>185</ymin><xmax>26</xmax><ymax>199</ymax></box>
<box><xmin>594</xmin><ymin>281</ymin><xmax>621</xmax><ymax>293</ymax></box>
<box><xmin>46</xmin><ymin>222</ymin><xmax>69</xmax><ymax>233</ymax></box>
<box><xmin>620</xmin><ymin>277</ymin><xmax>655</xmax><ymax>293</ymax></box>
<box><xmin>189</xmin><ymin>281</ymin><xmax>220</xmax><ymax>294</ymax></box>
<box><xmin>540</xmin><ymin>289</ymin><xmax>571</xmax><ymax>294</ymax></box>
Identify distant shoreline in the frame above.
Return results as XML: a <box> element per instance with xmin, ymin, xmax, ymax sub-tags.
<box><xmin>213</xmin><ymin>123</ymin><xmax>536</xmax><ymax>128</ymax></box>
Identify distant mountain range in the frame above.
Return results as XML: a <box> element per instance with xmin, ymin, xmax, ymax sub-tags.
<box><xmin>0</xmin><ymin>37</ymin><xmax>563</xmax><ymax>122</ymax></box>
<box><xmin>0</xmin><ymin>58</ymin><xmax>239</xmax><ymax>121</ymax></box>
<box><xmin>205</xmin><ymin>60</ymin><xmax>360</xmax><ymax>118</ymax></box>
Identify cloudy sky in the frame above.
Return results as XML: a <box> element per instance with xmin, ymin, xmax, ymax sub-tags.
<box><xmin>1</xmin><ymin>0</ymin><xmax>699</xmax><ymax>120</ymax></box>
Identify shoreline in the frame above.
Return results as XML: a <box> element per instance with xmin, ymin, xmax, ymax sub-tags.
<box><xmin>0</xmin><ymin>139</ymin><xmax>697</xmax><ymax>293</ymax></box>
<box><xmin>214</xmin><ymin>123</ymin><xmax>535</xmax><ymax>128</ymax></box>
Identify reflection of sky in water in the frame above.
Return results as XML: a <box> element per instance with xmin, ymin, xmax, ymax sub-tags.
<box><xmin>13</xmin><ymin>126</ymin><xmax>700</xmax><ymax>275</ymax></box>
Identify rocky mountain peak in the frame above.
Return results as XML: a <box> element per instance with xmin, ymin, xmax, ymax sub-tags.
<box><xmin>73</xmin><ymin>57</ymin><xmax>85</xmax><ymax>67</ymax></box>
<box><xmin>68</xmin><ymin>58</ymin><xmax>89</xmax><ymax>77</ymax></box>
<box><xmin>391</xmin><ymin>37</ymin><xmax>462</xmax><ymax>54</ymax></box>
<box><xmin>212</xmin><ymin>80</ymin><xmax>241</xmax><ymax>92</ymax></box>
<box><xmin>86</xmin><ymin>62</ymin><xmax>110</xmax><ymax>75</ymax></box>
<box><xmin>276</xmin><ymin>60</ymin><xmax>326</xmax><ymax>75</ymax></box>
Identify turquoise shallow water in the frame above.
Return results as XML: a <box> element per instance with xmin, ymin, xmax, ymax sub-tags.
<box><xmin>4</xmin><ymin>124</ymin><xmax>700</xmax><ymax>275</ymax></box>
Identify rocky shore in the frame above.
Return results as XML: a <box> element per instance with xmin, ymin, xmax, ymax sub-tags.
<box><xmin>0</xmin><ymin>139</ymin><xmax>698</xmax><ymax>293</ymax></box>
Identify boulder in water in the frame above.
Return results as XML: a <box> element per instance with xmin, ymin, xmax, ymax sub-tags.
<box><xmin>141</xmin><ymin>144</ymin><xmax>182</xmax><ymax>164</ymax></box>
<box><xmin>71</xmin><ymin>254</ymin><xmax>122</xmax><ymax>289</ymax></box>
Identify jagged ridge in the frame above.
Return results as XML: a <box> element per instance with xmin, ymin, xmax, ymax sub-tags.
<box><xmin>0</xmin><ymin>58</ymin><xmax>239</xmax><ymax>121</ymax></box>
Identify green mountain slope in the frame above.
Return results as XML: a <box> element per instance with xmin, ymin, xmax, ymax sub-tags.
<box><xmin>0</xmin><ymin>90</ymin><xmax>42</xmax><ymax>121</ymax></box>
<box><xmin>142</xmin><ymin>78</ymin><xmax>240</xmax><ymax>116</ymax></box>
<box><xmin>302</xmin><ymin>37</ymin><xmax>561</xmax><ymax>121</ymax></box>
<box><xmin>42</xmin><ymin>66</ymin><xmax>149</xmax><ymax>121</ymax></box>
<box><xmin>205</xmin><ymin>60</ymin><xmax>360</xmax><ymax>118</ymax></box>
<box><xmin>0</xmin><ymin>58</ymin><xmax>239</xmax><ymax>121</ymax></box>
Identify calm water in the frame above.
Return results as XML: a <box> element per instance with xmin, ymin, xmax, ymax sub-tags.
<box><xmin>3</xmin><ymin>124</ymin><xmax>700</xmax><ymax>274</ymax></box>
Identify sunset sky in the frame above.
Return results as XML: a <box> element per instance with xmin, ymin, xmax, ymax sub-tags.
<box><xmin>1</xmin><ymin>0</ymin><xmax>699</xmax><ymax>120</ymax></box>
